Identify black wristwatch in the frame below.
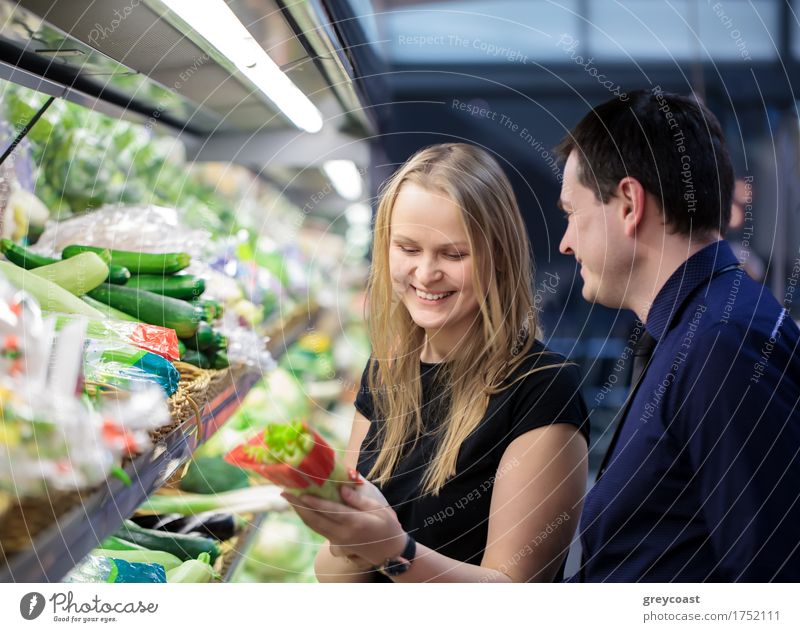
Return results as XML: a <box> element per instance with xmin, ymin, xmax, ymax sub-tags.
<box><xmin>376</xmin><ymin>534</ymin><xmax>416</xmax><ymax>577</ymax></box>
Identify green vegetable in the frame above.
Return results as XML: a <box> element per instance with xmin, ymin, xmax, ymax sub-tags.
<box><xmin>90</xmin><ymin>547</ymin><xmax>183</xmax><ymax>571</ymax></box>
<box><xmin>177</xmin><ymin>339</ymin><xmax>187</xmax><ymax>358</ymax></box>
<box><xmin>62</xmin><ymin>244</ymin><xmax>190</xmax><ymax>275</ymax></box>
<box><xmin>1</xmin><ymin>240</ymin><xmax>130</xmax><ymax>284</ymax></box>
<box><xmin>81</xmin><ymin>296</ymin><xmax>140</xmax><ymax>322</ymax></box>
<box><xmin>242</xmin><ymin>512</ymin><xmax>319</xmax><ymax>581</ymax></box>
<box><xmin>87</xmin><ymin>283</ymin><xmax>202</xmax><ymax>337</ymax></box>
<box><xmin>212</xmin><ymin>350</ymin><xmax>229</xmax><ymax>370</ymax></box>
<box><xmin>166</xmin><ymin>552</ymin><xmax>216</xmax><ymax>583</ymax></box>
<box><xmin>127</xmin><ymin>274</ymin><xmax>205</xmax><ymax>299</ymax></box>
<box><xmin>30</xmin><ymin>251</ymin><xmax>109</xmax><ymax>295</ymax></box>
<box><xmin>192</xmin><ymin>298</ymin><xmax>223</xmax><ymax>321</ymax></box>
<box><xmin>100</xmin><ymin>536</ymin><xmax>148</xmax><ymax>551</ymax></box>
<box><xmin>179</xmin><ymin>456</ymin><xmax>250</xmax><ymax>494</ymax></box>
<box><xmin>181</xmin><ymin>321</ymin><xmax>214</xmax><ymax>351</ymax></box>
<box><xmin>115</xmin><ymin>520</ymin><xmax>221</xmax><ymax>563</ymax></box>
<box><xmin>0</xmin><ymin>239</ymin><xmax>58</xmax><ymax>268</ymax></box>
<box><xmin>107</xmin><ymin>264</ymin><xmax>132</xmax><ymax>284</ymax></box>
<box><xmin>139</xmin><ymin>486</ymin><xmax>285</xmax><ymax>517</ymax></box>
<box><xmin>0</xmin><ymin>261</ymin><xmax>104</xmax><ymax>317</ymax></box>
<box><xmin>180</xmin><ymin>350</ymin><xmax>211</xmax><ymax>369</ymax></box>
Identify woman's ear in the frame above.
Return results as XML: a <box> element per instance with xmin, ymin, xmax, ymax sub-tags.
<box><xmin>616</xmin><ymin>176</ymin><xmax>646</xmax><ymax>238</ymax></box>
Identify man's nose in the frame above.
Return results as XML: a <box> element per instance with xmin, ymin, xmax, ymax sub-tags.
<box><xmin>559</xmin><ymin>229</ymin><xmax>574</xmax><ymax>256</ymax></box>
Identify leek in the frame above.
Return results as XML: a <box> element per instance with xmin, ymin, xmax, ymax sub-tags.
<box><xmin>140</xmin><ymin>485</ymin><xmax>287</xmax><ymax>516</ymax></box>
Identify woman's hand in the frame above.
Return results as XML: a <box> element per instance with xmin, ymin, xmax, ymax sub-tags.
<box><xmin>283</xmin><ymin>483</ymin><xmax>406</xmax><ymax>567</ymax></box>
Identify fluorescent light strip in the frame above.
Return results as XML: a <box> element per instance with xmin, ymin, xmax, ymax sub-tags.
<box><xmin>323</xmin><ymin>160</ymin><xmax>363</xmax><ymax>201</ymax></box>
<box><xmin>161</xmin><ymin>0</ymin><xmax>323</xmax><ymax>133</ymax></box>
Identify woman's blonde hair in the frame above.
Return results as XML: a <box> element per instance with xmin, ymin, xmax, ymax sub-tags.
<box><xmin>365</xmin><ymin>142</ymin><xmax>557</xmax><ymax>495</ymax></box>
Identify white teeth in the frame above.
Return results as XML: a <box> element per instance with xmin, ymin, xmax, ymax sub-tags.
<box><xmin>415</xmin><ymin>288</ymin><xmax>453</xmax><ymax>301</ymax></box>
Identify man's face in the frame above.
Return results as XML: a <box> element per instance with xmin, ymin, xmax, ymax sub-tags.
<box><xmin>558</xmin><ymin>151</ymin><xmax>632</xmax><ymax>308</ymax></box>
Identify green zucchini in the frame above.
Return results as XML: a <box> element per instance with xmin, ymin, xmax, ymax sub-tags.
<box><xmin>100</xmin><ymin>535</ymin><xmax>147</xmax><ymax>551</ymax></box>
<box><xmin>0</xmin><ymin>239</ymin><xmax>57</xmax><ymax>268</ymax></box>
<box><xmin>192</xmin><ymin>298</ymin><xmax>223</xmax><ymax>321</ymax></box>
<box><xmin>180</xmin><ymin>349</ymin><xmax>211</xmax><ymax>369</ymax></box>
<box><xmin>81</xmin><ymin>296</ymin><xmax>140</xmax><ymax>322</ymax></box>
<box><xmin>1</xmin><ymin>240</ymin><xmax>130</xmax><ymax>284</ymax></box>
<box><xmin>166</xmin><ymin>552</ymin><xmax>216</xmax><ymax>583</ymax></box>
<box><xmin>87</xmin><ymin>283</ymin><xmax>202</xmax><ymax>337</ymax></box>
<box><xmin>62</xmin><ymin>244</ymin><xmax>190</xmax><ymax>275</ymax></box>
<box><xmin>212</xmin><ymin>350</ymin><xmax>229</xmax><ymax>369</ymax></box>
<box><xmin>0</xmin><ymin>261</ymin><xmax>104</xmax><ymax>317</ymax></box>
<box><xmin>91</xmin><ymin>547</ymin><xmax>183</xmax><ymax>571</ymax></box>
<box><xmin>181</xmin><ymin>321</ymin><xmax>214</xmax><ymax>351</ymax></box>
<box><xmin>30</xmin><ymin>252</ymin><xmax>108</xmax><ymax>296</ymax></box>
<box><xmin>126</xmin><ymin>274</ymin><xmax>205</xmax><ymax>299</ymax></box>
<box><xmin>115</xmin><ymin>520</ymin><xmax>220</xmax><ymax>563</ymax></box>
<box><xmin>107</xmin><ymin>264</ymin><xmax>132</xmax><ymax>284</ymax></box>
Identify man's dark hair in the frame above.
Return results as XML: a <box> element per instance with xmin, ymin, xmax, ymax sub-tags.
<box><xmin>554</xmin><ymin>89</ymin><xmax>733</xmax><ymax>236</ymax></box>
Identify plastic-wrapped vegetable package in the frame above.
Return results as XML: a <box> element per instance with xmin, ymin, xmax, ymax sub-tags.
<box><xmin>0</xmin><ymin>278</ymin><xmax>171</xmax><ymax>496</ymax></box>
<box><xmin>64</xmin><ymin>555</ymin><xmax>167</xmax><ymax>583</ymax></box>
<box><xmin>53</xmin><ymin>313</ymin><xmax>180</xmax><ymax>361</ymax></box>
<box><xmin>83</xmin><ymin>339</ymin><xmax>180</xmax><ymax>397</ymax></box>
<box><xmin>31</xmin><ymin>204</ymin><xmax>211</xmax><ymax>260</ymax></box>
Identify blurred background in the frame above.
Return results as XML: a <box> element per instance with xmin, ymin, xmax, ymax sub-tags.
<box><xmin>1</xmin><ymin>0</ymin><xmax>798</xmax><ymax>583</ymax></box>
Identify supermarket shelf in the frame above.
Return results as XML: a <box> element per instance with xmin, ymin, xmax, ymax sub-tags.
<box><xmin>219</xmin><ymin>513</ymin><xmax>267</xmax><ymax>583</ymax></box>
<box><xmin>0</xmin><ymin>309</ymin><xmax>316</xmax><ymax>582</ymax></box>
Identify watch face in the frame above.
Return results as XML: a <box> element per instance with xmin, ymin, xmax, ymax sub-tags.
<box><xmin>383</xmin><ymin>558</ymin><xmax>410</xmax><ymax>576</ymax></box>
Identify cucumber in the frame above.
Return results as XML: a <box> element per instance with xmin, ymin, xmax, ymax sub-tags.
<box><xmin>0</xmin><ymin>239</ymin><xmax>57</xmax><ymax>268</ymax></box>
<box><xmin>115</xmin><ymin>520</ymin><xmax>220</xmax><ymax>563</ymax></box>
<box><xmin>127</xmin><ymin>274</ymin><xmax>205</xmax><ymax>300</ymax></box>
<box><xmin>62</xmin><ymin>244</ymin><xmax>190</xmax><ymax>275</ymax></box>
<box><xmin>87</xmin><ymin>283</ymin><xmax>202</xmax><ymax>337</ymax></box>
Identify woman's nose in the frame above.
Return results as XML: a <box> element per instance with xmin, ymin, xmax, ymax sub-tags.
<box><xmin>415</xmin><ymin>255</ymin><xmax>443</xmax><ymax>285</ymax></box>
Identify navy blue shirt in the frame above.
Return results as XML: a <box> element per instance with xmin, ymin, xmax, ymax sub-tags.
<box><xmin>574</xmin><ymin>241</ymin><xmax>800</xmax><ymax>582</ymax></box>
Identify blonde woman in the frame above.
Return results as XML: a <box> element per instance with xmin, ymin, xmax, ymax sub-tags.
<box><xmin>285</xmin><ymin>143</ymin><xmax>589</xmax><ymax>582</ymax></box>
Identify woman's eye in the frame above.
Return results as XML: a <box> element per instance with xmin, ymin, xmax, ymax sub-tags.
<box><xmin>444</xmin><ymin>253</ymin><xmax>466</xmax><ymax>260</ymax></box>
<box><xmin>398</xmin><ymin>245</ymin><xmax>418</xmax><ymax>254</ymax></box>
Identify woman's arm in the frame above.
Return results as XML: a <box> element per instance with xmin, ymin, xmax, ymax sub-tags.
<box><xmin>293</xmin><ymin>423</ymin><xmax>588</xmax><ymax>582</ymax></box>
<box><xmin>314</xmin><ymin>410</ymin><xmax>377</xmax><ymax>583</ymax></box>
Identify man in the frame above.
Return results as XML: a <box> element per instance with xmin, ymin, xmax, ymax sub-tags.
<box><xmin>556</xmin><ymin>89</ymin><xmax>800</xmax><ymax>581</ymax></box>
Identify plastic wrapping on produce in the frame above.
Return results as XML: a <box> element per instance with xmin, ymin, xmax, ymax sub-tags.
<box><xmin>83</xmin><ymin>339</ymin><xmax>180</xmax><ymax>396</ymax></box>
<box><xmin>0</xmin><ymin>276</ymin><xmax>51</xmax><ymax>381</ymax></box>
<box><xmin>0</xmin><ymin>384</ymin><xmax>113</xmax><ymax>495</ymax></box>
<box><xmin>218</xmin><ymin>315</ymin><xmax>275</xmax><ymax>371</ymax></box>
<box><xmin>31</xmin><ymin>204</ymin><xmax>211</xmax><ymax>260</ymax></box>
<box><xmin>1</xmin><ymin>379</ymin><xmax>169</xmax><ymax>496</ymax></box>
<box><xmin>64</xmin><ymin>555</ymin><xmax>167</xmax><ymax>583</ymax></box>
<box><xmin>53</xmin><ymin>313</ymin><xmax>180</xmax><ymax>361</ymax></box>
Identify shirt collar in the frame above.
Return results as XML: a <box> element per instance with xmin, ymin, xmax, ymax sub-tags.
<box><xmin>645</xmin><ymin>240</ymin><xmax>740</xmax><ymax>340</ymax></box>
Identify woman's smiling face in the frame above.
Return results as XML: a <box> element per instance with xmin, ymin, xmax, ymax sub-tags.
<box><xmin>389</xmin><ymin>183</ymin><xmax>481</xmax><ymax>340</ymax></box>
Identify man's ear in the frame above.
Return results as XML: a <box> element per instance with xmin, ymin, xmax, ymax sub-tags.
<box><xmin>616</xmin><ymin>177</ymin><xmax>646</xmax><ymax>238</ymax></box>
